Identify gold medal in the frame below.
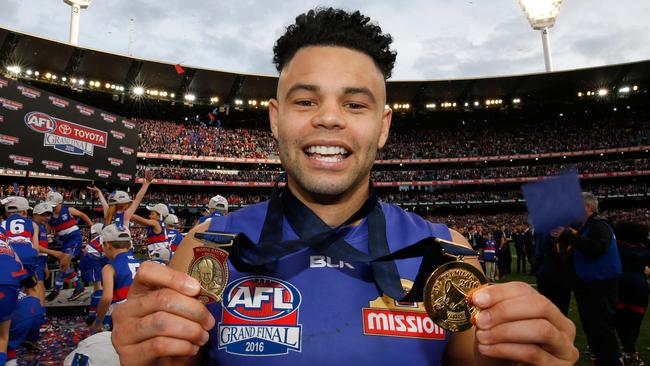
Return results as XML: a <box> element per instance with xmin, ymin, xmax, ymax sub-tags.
<box><xmin>189</xmin><ymin>232</ymin><xmax>236</xmax><ymax>304</ymax></box>
<box><xmin>423</xmin><ymin>246</ymin><xmax>488</xmax><ymax>332</ymax></box>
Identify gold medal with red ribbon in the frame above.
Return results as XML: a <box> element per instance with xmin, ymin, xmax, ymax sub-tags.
<box><xmin>189</xmin><ymin>232</ymin><xmax>235</xmax><ymax>304</ymax></box>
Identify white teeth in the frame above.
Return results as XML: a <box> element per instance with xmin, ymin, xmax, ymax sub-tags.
<box><xmin>305</xmin><ymin>145</ymin><xmax>349</xmax><ymax>155</ymax></box>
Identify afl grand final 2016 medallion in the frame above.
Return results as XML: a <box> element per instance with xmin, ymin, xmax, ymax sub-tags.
<box><xmin>188</xmin><ymin>246</ymin><xmax>229</xmax><ymax>304</ymax></box>
<box><xmin>423</xmin><ymin>261</ymin><xmax>488</xmax><ymax>332</ymax></box>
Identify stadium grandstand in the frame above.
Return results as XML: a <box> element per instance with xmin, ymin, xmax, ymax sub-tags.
<box><xmin>0</xmin><ymin>17</ymin><xmax>649</xmax><ymax>365</ymax></box>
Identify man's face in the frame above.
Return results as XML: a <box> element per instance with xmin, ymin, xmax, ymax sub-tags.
<box><xmin>199</xmin><ymin>265</ymin><xmax>212</xmax><ymax>285</ymax></box>
<box><xmin>33</xmin><ymin>213</ymin><xmax>51</xmax><ymax>225</ymax></box>
<box><xmin>269</xmin><ymin>46</ymin><xmax>392</xmax><ymax>200</ymax></box>
<box><xmin>149</xmin><ymin>211</ymin><xmax>160</xmax><ymax>221</ymax></box>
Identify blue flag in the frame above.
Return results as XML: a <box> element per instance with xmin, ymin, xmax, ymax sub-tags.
<box><xmin>522</xmin><ymin>169</ymin><xmax>586</xmax><ymax>234</ymax></box>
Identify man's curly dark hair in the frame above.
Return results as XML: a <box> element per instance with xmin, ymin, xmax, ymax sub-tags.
<box><xmin>273</xmin><ymin>7</ymin><xmax>397</xmax><ymax>79</ymax></box>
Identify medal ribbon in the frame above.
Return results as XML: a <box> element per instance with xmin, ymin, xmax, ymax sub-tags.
<box><xmin>196</xmin><ymin>173</ymin><xmax>477</xmax><ymax>302</ymax></box>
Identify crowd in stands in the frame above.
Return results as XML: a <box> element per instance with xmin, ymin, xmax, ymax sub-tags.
<box><xmin>136</xmin><ymin>119</ymin><xmax>277</xmax><ymax>159</ymax></box>
<box><xmin>426</xmin><ymin>207</ymin><xmax>650</xmax><ymax>233</ymax></box>
<box><xmin>135</xmin><ymin>158</ymin><xmax>648</xmax><ymax>183</ymax></box>
<box><xmin>135</xmin><ymin>117</ymin><xmax>650</xmax><ymax>160</ymax></box>
<box><xmin>378</xmin><ymin>117</ymin><xmax>650</xmax><ymax>160</ymax></box>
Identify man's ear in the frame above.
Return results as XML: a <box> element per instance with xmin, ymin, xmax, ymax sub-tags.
<box><xmin>269</xmin><ymin>98</ymin><xmax>280</xmax><ymax>140</ymax></box>
<box><xmin>377</xmin><ymin>106</ymin><xmax>392</xmax><ymax>150</ymax></box>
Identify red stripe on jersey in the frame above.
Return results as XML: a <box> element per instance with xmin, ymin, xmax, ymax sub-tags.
<box><xmin>6</xmin><ymin>231</ymin><xmax>32</xmax><ymax>239</ymax></box>
<box><xmin>146</xmin><ymin>233</ymin><xmax>167</xmax><ymax>244</ymax></box>
<box><xmin>53</xmin><ymin>219</ymin><xmax>76</xmax><ymax>231</ymax></box>
<box><xmin>12</xmin><ymin>269</ymin><xmax>27</xmax><ymax>278</ymax></box>
<box><xmin>113</xmin><ymin>286</ymin><xmax>131</xmax><ymax>303</ymax></box>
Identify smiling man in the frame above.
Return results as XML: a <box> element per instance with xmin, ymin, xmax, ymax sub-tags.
<box><xmin>111</xmin><ymin>8</ymin><xmax>578</xmax><ymax>366</ymax></box>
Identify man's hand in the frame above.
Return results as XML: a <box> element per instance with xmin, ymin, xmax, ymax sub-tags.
<box><xmin>111</xmin><ymin>262</ymin><xmax>215</xmax><ymax>366</ymax></box>
<box><xmin>550</xmin><ymin>227</ymin><xmax>577</xmax><ymax>238</ymax></box>
<box><xmin>87</xmin><ymin>186</ymin><xmax>101</xmax><ymax>197</ymax></box>
<box><xmin>472</xmin><ymin>282</ymin><xmax>579</xmax><ymax>365</ymax></box>
<box><xmin>89</xmin><ymin>321</ymin><xmax>104</xmax><ymax>333</ymax></box>
<box><xmin>144</xmin><ymin>169</ymin><xmax>155</xmax><ymax>183</ymax></box>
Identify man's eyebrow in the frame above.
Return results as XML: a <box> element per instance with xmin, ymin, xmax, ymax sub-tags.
<box><xmin>285</xmin><ymin>83</ymin><xmax>319</xmax><ymax>99</ymax></box>
<box><xmin>342</xmin><ymin>87</ymin><xmax>376</xmax><ymax>104</ymax></box>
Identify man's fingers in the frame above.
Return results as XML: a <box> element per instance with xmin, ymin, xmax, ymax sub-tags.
<box><xmin>130</xmin><ymin>262</ymin><xmax>201</xmax><ymax>297</ymax></box>
<box><xmin>119</xmin><ymin>310</ymin><xmax>210</xmax><ymax>346</ymax></box>
<box><xmin>472</xmin><ymin>282</ymin><xmax>575</xmax><ymax>335</ymax></box>
<box><xmin>115</xmin><ymin>287</ymin><xmax>214</xmax><ymax>332</ymax></box>
<box><xmin>116</xmin><ymin>337</ymin><xmax>200</xmax><ymax>366</ymax></box>
<box><xmin>477</xmin><ymin>342</ymin><xmax>578</xmax><ymax>366</ymax></box>
<box><xmin>475</xmin><ymin>318</ymin><xmax>577</xmax><ymax>361</ymax></box>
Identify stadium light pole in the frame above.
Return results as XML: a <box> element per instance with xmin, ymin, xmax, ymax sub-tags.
<box><xmin>517</xmin><ymin>0</ymin><xmax>563</xmax><ymax>72</ymax></box>
<box><xmin>63</xmin><ymin>0</ymin><xmax>92</xmax><ymax>46</ymax></box>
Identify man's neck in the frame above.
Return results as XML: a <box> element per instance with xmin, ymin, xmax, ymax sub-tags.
<box><xmin>287</xmin><ymin>178</ymin><xmax>370</xmax><ymax>227</ymax></box>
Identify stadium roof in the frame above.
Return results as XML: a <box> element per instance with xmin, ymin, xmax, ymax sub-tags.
<box><xmin>1</xmin><ymin>26</ymin><xmax>648</xmax><ymax>107</ymax></box>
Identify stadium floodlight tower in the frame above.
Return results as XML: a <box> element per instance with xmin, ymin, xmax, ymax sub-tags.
<box><xmin>64</xmin><ymin>0</ymin><xmax>92</xmax><ymax>46</ymax></box>
<box><xmin>517</xmin><ymin>0</ymin><xmax>563</xmax><ymax>72</ymax></box>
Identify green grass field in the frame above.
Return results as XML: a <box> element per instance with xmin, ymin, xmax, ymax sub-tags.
<box><xmin>497</xmin><ymin>249</ymin><xmax>649</xmax><ymax>365</ymax></box>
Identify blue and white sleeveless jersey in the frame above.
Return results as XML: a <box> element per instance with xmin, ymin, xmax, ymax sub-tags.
<box><xmin>204</xmin><ymin>201</ymin><xmax>452</xmax><ymax>365</ymax></box>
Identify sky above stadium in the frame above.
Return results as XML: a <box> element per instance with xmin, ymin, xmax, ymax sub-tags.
<box><xmin>1</xmin><ymin>0</ymin><xmax>649</xmax><ymax>80</ymax></box>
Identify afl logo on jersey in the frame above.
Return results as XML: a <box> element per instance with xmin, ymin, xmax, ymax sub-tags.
<box><xmin>218</xmin><ymin>276</ymin><xmax>302</xmax><ymax>356</ymax></box>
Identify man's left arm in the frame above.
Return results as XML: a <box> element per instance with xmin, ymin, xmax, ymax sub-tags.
<box><xmin>443</xmin><ymin>230</ymin><xmax>579</xmax><ymax>366</ymax></box>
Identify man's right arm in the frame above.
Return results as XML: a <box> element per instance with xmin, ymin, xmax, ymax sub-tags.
<box><xmin>111</xmin><ymin>222</ymin><xmax>214</xmax><ymax>366</ymax></box>
<box><xmin>559</xmin><ymin>221</ymin><xmax>610</xmax><ymax>258</ymax></box>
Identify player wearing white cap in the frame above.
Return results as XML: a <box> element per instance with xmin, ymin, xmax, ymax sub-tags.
<box><xmin>87</xmin><ymin>169</ymin><xmax>155</xmax><ymax>228</ymax></box>
<box><xmin>45</xmin><ymin>191</ymin><xmax>93</xmax><ymax>302</ymax></box>
<box><xmin>31</xmin><ymin>202</ymin><xmax>69</xmax><ymax>306</ymax></box>
<box><xmin>164</xmin><ymin>214</ymin><xmax>184</xmax><ymax>255</ymax></box>
<box><xmin>197</xmin><ymin>195</ymin><xmax>229</xmax><ymax>224</ymax></box>
<box><xmin>131</xmin><ymin>203</ymin><xmax>170</xmax><ymax>261</ymax></box>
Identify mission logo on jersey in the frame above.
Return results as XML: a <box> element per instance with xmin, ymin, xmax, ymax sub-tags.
<box><xmin>362</xmin><ymin>279</ymin><xmax>446</xmax><ymax>340</ymax></box>
<box><xmin>218</xmin><ymin>276</ymin><xmax>302</xmax><ymax>356</ymax></box>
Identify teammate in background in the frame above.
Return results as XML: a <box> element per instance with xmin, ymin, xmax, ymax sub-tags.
<box><xmin>79</xmin><ymin>223</ymin><xmax>109</xmax><ymax>326</ymax></box>
<box><xmin>2</xmin><ymin>197</ymin><xmax>39</xmax><ymax>292</ymax></box>
<box><xmin>92</xmin><ymin>224</ymin><xmax>140</xmax><ymax>332</ymax></box>
<box><xmin>197</xmin><ymin>195</ymin><xmax>228</xmax><ymax>224</ymax></box>
<box><xmin>6</xmin><ymin>291</ymin><xmax>45</xmax><ymax>366</ymax></box>
<box><xmin>31</xmin><ymin>202</ymin><xmax>71</xmax><ymax>306</ymax></box>
<box><xmin>165</xmin><ymin>214</ymin><xmax>184</xmax><ymax>255</ymax></box>
<box><xmin>131</xmin><ymin>203</ymin><xmax>170</xmax><ymax>261</ymax></box>
<box><xmin>87</xmin><ymin>170</ymin><xmax>154</xmax><ymax>228</ymax></box>
<box><xmin>45</xmin><ymin>191</ymin><xmax>93</xmax><ymax>302</ymax></box>
<box><xmin>0</xmin><ymin>227</ymin><xmax>23</xmax><ymax>366</ymax></box>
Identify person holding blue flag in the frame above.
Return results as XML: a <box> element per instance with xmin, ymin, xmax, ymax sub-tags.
<box><xmin>552</xmin><ymin>192</ymin><xmax>623</xmax><ymax>366</ymax></box>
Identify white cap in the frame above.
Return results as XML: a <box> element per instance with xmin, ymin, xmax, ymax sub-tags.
<box><xmin>46</xmin><ymin>191</ymin><xmax>63</xmax><ymax>206</ymax></box>
<box><xmin>91</xmin><ymin>223</ymin><xmax>104</xmax><ymax>236</ymax></box>
<box><xmin>33</xmin><ymin>201</ymin><xmax>54</xmax><ymax>215</ymax></box>
<box><xmin>208</xmin><ymin>195</ymin><xmax>228</xmax><ymax>211</ymax></box>
<box><xmin>146</xmin><ymin>203</ymin><xmax>169</xmax><ymax>218</ymax></box>
<box><xmin>164</xmin><ymin>214</ymin><xmax>179</xmax><ymax>226</ymax></box>
<box><xmin>151</xmin><ymin>248</ymin><xmax>171</xmax><ymax>262</ymax></box>
<box><xmin>101</xmin><ymin>224</ymin><xmax>132</xmax><ymax>243</ymax></box>
<box><xmin>4</xmin><ymin>196</ymin><xmax>30</xmax><ymax>212</ymax></box>
<box><xmin>63</xmin><ymin>332</ymin><xmax>120</xmax><ymax>366</ymax></box>
<box><xmin>108</xmin><ymin>190</ymin><xmax>131</xmax><ymax>205</ymax></box>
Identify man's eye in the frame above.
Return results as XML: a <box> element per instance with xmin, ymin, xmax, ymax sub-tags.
<box><xmin>295</xmin><ymin>100</ymin><xmax>315</xmax><ymax>107</ymax></box>
<box><xmin>346</xmin><ymin>103</ymin><xmax>366</xmax><ymax>109</ymax></box>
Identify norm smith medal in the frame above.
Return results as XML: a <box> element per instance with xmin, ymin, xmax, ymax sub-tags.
<box><xmin>188</xmin><ymin>246</ymin><xmax>229</xmax><ymax>304</ymax></box>
<box><xmin>423</xmin><ymin>261</ymin><xmax>487</xmax><ymax>332</ymax></box>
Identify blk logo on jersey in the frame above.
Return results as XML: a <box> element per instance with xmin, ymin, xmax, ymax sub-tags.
<box><xmin>309</xmin><ymin>255</ymin><xmax>355</xmax><ymax>269</ymax></box>
<box><xmin>219</xmin><ymin>276</ymin><xmax>302</xmax><ymax>356</ymax></box>
<box><xmin>362</xmin><ymin>279</ymin><xmax>445</xmax><ymax>340</ymax></box>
